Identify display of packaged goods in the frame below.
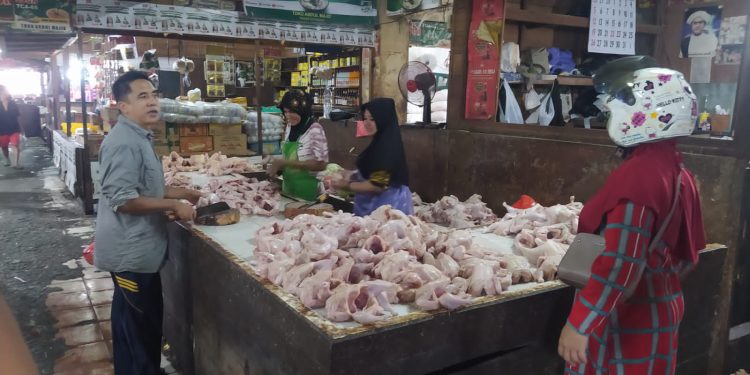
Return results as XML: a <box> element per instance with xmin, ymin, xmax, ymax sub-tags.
<box><xmin>244</xmin><ymin>111</ymin><xmax>285</xmax><ymax>142</ymax></box>
<box><xmin>159</xmin><ymin>99</ymin><xmax>247</xmax><ymax>124</ymax></box>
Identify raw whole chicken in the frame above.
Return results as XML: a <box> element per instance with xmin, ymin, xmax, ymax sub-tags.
<box><xmin>162</xmin><ymin>151</ymin><xmax>261</xmax><ymax>175</ymax></box>
<box><xmin>198</xmin><ymin>176</ymin><xmax>280</xmax><ymax>216</ymax></box>
<box><xmin>415</xmin><ymin>194</ymin><xmax>497</xmax><ymax>229</ymax></box>
<box><xmin>252</xmin><ymin>205</ymin><xmax>557</xmax><ymax>324</ymax></box>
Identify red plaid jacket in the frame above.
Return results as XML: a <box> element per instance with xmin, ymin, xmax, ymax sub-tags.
<box><xmin>566</xmin><ymin>201</ymin><xmax>686</xmax><ymax>375</ymax></box>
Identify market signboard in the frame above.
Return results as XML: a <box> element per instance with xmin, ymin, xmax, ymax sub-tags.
<box><xmin>0</xmin><ymin>0</ymin><xmax>14</xmax><ymax>25</ymax></box>
<box><xmin>11</xmin><ymin>0</ymin><xmax>73</xmax><ymax>33</ymax></box>
<box><xmin>243</xmin><ymin>0</ymin><xmax>377</xmax><ymax>25</ymax></box>
<box><xmin>387</xmin><ymin>0</ymin><xmax>443</xmax><ymax>16</ymax></box>
<box><xmin>75</xmin><ymin>0</ymin><xmax>375</xmax><ymax>48</ymax></box>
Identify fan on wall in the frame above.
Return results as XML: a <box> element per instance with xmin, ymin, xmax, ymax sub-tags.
<box><xmin>398</xmin><ymin>61</ymin><xmax>437</xmax><ymax>125</ymax></box>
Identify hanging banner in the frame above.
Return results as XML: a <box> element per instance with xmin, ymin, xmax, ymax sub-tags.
<box><xmin>158</xmin><ymin>5</ymin><xmax>187</xmax><ymax>34</ymax></box>
<box><xmin>464</xmin><ymin>0</ymin><xmax>504</xmax><ymax>120</ymax></box>
<box><xmin>387</xmin><ymin>0</ymin><xmax>443</xmax><ymax>16</ymax></box>
<box><xmin>132</xmin><ymin>3</ymin><xmax>160</xmax><ymax>33</ymax></box>
<box><xmin>12</xmin><ymin>0</ymin><xmax>73</xmax><ymax>33</ymax></box>
<box><xmin>244</xmin><ymin>0</ymin><xmax>377</xmax><ymax>25</ymax></box>
<box><xmin>75</xmin><ymin>0</ymin><xmax>375</xmax><ymax>48</ymax></box>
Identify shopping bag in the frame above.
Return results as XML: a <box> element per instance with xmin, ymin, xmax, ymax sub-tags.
<box><xmin>83</xmin><ymin>241</ymin><xmax>95</xmax><ymax>265</ymax></box>
<box><xmin>498</xmin><ymin>80</ymin><xmax>524</xmax><ymax>124</ymax></box>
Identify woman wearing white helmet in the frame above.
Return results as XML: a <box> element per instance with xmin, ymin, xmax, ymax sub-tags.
<box><xmin>558</xmin><ymin>56</ymin><xmax>706</xmax><ymax>374</ymax></box>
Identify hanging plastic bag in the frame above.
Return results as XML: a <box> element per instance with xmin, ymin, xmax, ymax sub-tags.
<box><xmin>498</xmin><ymin>80</ymin><xmax>524</xmax><ymax>124</ymax></box>
<box><xmin>524</xmin><ymin>87</ymin><xmax>543</xmax><ymax>124</ymax></box>
<box><xmin>538</xmin><ymin>81</ymin><xmax>560</xmax><ymax>126</ymax></box>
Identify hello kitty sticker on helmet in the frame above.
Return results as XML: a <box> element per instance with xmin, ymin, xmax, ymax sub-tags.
<box><xmin>594</xmin><ymin>63</ymin><xmax>698</xmax><ymax>147</ymax></box>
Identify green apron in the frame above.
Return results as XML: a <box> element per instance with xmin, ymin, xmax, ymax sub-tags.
<box><xmin>281</xmin><ymin>140</ymin><xmax>319</xmax><ymax>201</ymax></box>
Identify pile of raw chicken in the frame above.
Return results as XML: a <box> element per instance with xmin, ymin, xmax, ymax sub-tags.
<box><xmin>413</xmin><ymin>194</ymin><xmax>497</xmax><ymax>229</ymax></box>
<box><xmin>161</xmin><ymin>151</ymin><xmax>261</xmax><ymax>176</ymax></box>
<box><xmin>196</xmin><ymin>176</ymin><xmax>281</xmax><ymax>216</ymax></box>
<box><xmin>252</xmin><ymin>197</ymin><xmax>582</xmax><ymax>325</ymax></box>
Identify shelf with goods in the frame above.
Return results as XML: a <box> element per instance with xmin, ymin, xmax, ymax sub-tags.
<box><xmin>495</xmin><ymin>2</ymin><xmax>663</xmax><ymax>128</ymax></box>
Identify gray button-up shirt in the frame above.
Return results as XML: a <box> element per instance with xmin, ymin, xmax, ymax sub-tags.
<box><xmin>94</xmin><ymin>115</ymin><xmax>167</xmax><ymax>273</ymax></box>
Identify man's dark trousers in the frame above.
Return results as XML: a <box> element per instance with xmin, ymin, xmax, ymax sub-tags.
<box><xmin>110</xmin><ymin>271</ymin><xmax>163</xmax><ymax>375</ymax></box>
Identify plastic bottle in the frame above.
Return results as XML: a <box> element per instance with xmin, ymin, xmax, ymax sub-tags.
<box><xmin>323</xmin><ymin>86</ymin><xmax>333</xmax><ymax>119</ymax></box>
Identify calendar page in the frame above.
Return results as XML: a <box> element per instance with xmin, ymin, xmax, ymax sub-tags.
<box><xmin>588</xmin><ymin>0</ymin><xmax>637</xmax><ymax>55</ymax></box>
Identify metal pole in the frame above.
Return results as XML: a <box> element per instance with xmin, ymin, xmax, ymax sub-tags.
<box><xmin>63</xmin><ymin>47</ymin><xmax>72</xmax><ymax>138</ymax></box>
<box><xmin>50</xmin><ymin>56</ymin><xmax>59</xmax><ymax>132</ymax></box>
<box><xmin>78</xmin><ymin>33</ymin><xmax>88</xmax><ymax>147</ymax></box>
<box><xmin>255</xmin><ymin>40</ymin><xmax>263</xmax><ymax>158</ymax></box>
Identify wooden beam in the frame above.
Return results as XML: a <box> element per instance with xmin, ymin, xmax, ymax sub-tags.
<box><xmin>505</xmin><ymin>7</ymin><xmax>660</xmax><ymax>34</ymax></box>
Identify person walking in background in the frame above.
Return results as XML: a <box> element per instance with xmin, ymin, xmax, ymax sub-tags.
<box><xmin>95</xmin><ymin>71</ymin><xmax>201</xmax><ymax>374</ymax></box>
<box><xmin>558</xmin><ymin>58</ymin><xmax>706</xmax><ymax>374</ymax></box>
<box><xmin>0</xmin><ymin>85</ymin><xmax>23</xmax><ymax>168</ymax></box>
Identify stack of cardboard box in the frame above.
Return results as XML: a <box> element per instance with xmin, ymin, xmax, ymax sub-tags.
<box><xmin>152</xmin><ymin>122</ymin><xmax>249</xmax><ymax>156</ymax></box>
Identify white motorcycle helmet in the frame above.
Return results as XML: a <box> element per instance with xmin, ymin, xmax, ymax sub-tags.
<box><xmin>593</xmin><ymin>56</ymin><xmax>698</xmax><ymax>148</ymax></box>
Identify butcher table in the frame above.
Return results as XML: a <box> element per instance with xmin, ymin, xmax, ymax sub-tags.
<box><xmin>161</xmin><ymin>214</ymin><xmax>728</xmax><ymax>375</ymax></box>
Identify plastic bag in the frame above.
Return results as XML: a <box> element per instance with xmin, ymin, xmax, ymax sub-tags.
<box><xmin>498</xmin><ymin>80</ymin><xmax>524</xmax><ymax>124</ymax></box>
<box><xmin>538</xmin><ymin>81</ymin><xmax>558</xmax><ymax>126</ymax></box>
<box><xmin>83</xmin><ymin>241</ymin><xmax>95</xmax><ymax>266</ymax></box>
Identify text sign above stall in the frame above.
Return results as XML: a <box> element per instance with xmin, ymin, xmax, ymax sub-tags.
<box><xmin>75</xmin><ymin>0</ymin><xmax>375</xmax><ymax>48</ymax></box>
<box><xmin>244</xmin><ymin>0</ymin><xmax>377</xmax><ymax>25</ymax></box>
<box><xmin>4</xmin><ymin>0</ymin><xmax>73</xmax><ymax>33</ymax></box>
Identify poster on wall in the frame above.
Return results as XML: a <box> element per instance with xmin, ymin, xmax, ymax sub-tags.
<box><xmin>587</xmin><ymin>0</ymin><xmax>636</xmax><ymax>55</ymax></box>
<box><xmin>388</xmin><ymin>0</ymin><xmax>443</xmax><ymax>16</ymax></box>
<box><xmin>244</xmin><ymin>0</ymin><xmax>377</xmax><ymax>25</ymax></box>
<box><xmin>409</xmin><ymin>20</ymin><xmax>451</xmax><ymax>48</ymax></box>
<box><xmin>680</xmin><ymin>6</ymin><xmax>722</xmax><ymax>58</ymax></box>
<box><xmin>715</xmin><ymin>15</ymin><xmax>746</xmax><ymax>65</ymax></box>
<box><xmin>464</xmin><ymin>0</ymin><xmax>504</xmax><ymax>120</ymax></box>
<box><xmin>12</xmin><ymin>0</ymin><xmax>73</xmax><ymax>33</ymax></box>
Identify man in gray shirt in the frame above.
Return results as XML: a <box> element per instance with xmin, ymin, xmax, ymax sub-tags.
<box><xmin>95</xmin><ymin>71</ymin><xmax>200</xmax><ymax>375</ymax></box>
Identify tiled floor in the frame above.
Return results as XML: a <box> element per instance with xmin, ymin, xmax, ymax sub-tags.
<box><xmin>47</xmin><ymin>258</ymin><xmax>180</xmax><ymax>374</ymax></box>
<box><xmin>47</xmin><ymin>261</ymin><xmax>115</xmax><ymax>375</ymax></box>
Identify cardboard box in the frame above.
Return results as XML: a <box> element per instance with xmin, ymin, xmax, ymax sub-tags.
<box><xmin>208</xmin><ymin>123</ymin><xmax>243</xmax><ymax>136</ymax></box>
<box><xmin>214</xmin><ymin>134</ymin><xmax>250</xmax><ymax>156</ymax></box>
<box><xmin>178</xmin><ymin>123</ymin><xmax>209</xmax><ymax>137</ymax></box>
<box><xmin>75</xmin><ymin>134</ymin><xmax>105</xmax><ymax>160</ymax></box>
<box><xmin>180</xmin><ymin>136</ymin><xmax>213</xmax><ymax>154</ymax></box>
<box><xmin>150</xmin><ymin>121</ymin><xmax>167</xmax><ymax>138</ymax></box>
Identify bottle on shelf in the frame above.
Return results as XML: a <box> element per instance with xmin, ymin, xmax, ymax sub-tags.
<box><xmin>323</xmin><ymin>86</ymin><xmax>333</xmax><ymax>119</ymax></box>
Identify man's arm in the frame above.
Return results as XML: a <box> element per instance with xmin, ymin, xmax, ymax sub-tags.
<box><xmin>165</xmin><ymin>186</ymin><xmax>202</xmax><ymax>204</ymax></box>
<box><xmin>100</xmin><ymin>144</ymin><xmax>194</xmax><ymax>219</ymax></box>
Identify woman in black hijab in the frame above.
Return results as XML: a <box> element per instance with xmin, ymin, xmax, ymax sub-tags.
<box><xmin>265</xmin><ymin>90</ymin><xmax>329</xmax><ymax>201</ymax></box>
<box><xmin>333</xmin><ymin>98</ymin><xmax>413</xmax><ymax>216</ymax></box>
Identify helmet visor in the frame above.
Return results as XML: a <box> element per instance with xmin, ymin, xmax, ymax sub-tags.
<box><xmin>592</xmin><ymin>56</ymin><xmax>658</xmax><ymax>104</ymax></box>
